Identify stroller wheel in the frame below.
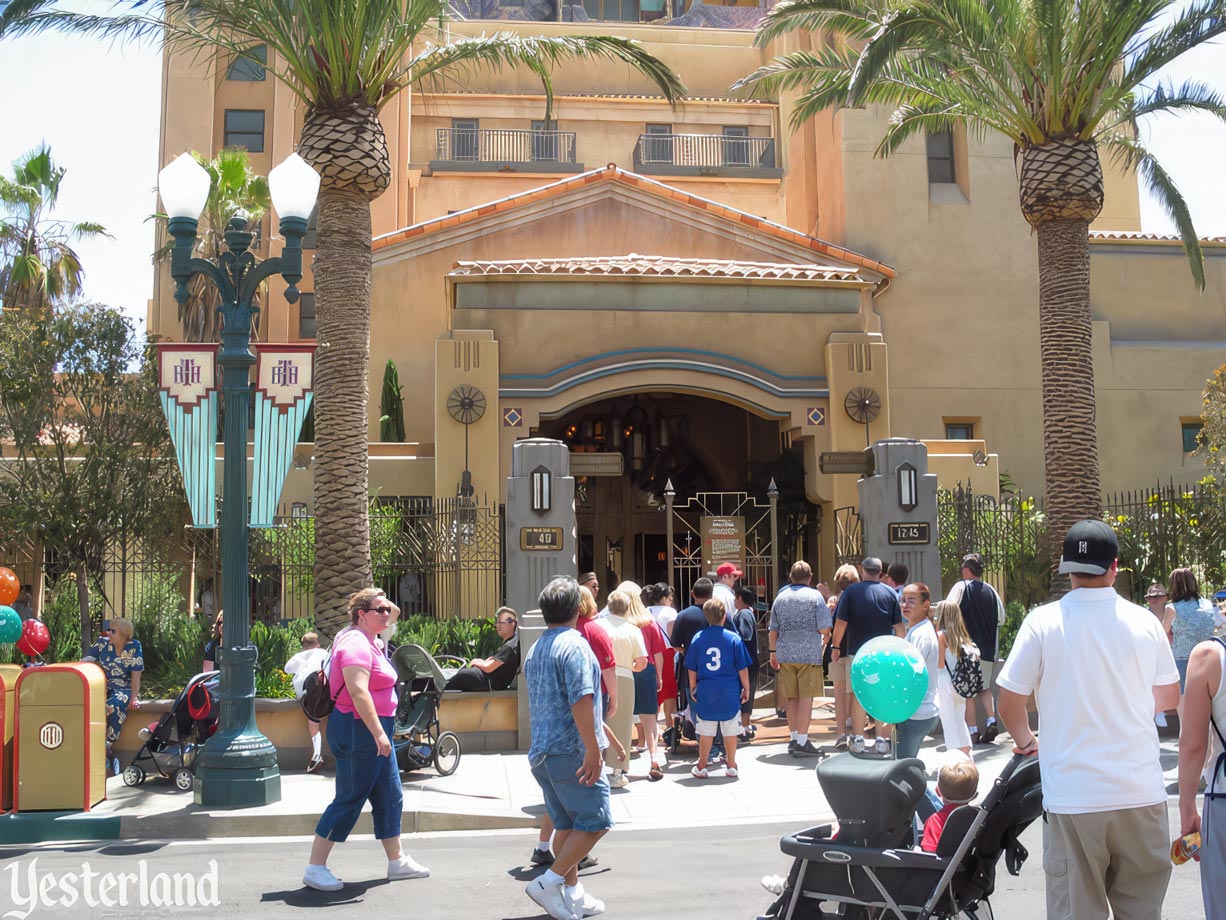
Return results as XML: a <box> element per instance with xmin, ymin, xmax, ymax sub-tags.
<box><xmin>122</xmin><ymin>765</ymin><xmax>146</xmax><ymax>787</ymax></box>
<box><xmin>173</xmin><ymin>767</ymin><xmax>195</xmax><ymax>792</ymax></box>
<box><xmin>433</xmin><ymin>731</ymin><xmax>461</xmax><ymax>777</ymax></box>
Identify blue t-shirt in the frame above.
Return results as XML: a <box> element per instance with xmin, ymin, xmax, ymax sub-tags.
<box><xmin>524</xmin><ymin>626</ymin><xmax>608</xmax><ymax>760</ymax></box>
<box><xmin>684</xmin><ymin>625</ymin><xmax>751</xmax><ymax>721</ymax></box>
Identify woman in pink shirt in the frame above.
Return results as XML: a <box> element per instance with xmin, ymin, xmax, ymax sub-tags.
<box><xmin>303</xmin><ymin>588</ymin><xmax>430</xmax><ymax>892</ymax></box>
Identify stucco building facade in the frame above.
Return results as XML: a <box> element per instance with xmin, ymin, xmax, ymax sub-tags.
<box><xmin>149</xmin><ymin>11</ymin><xmax>1226</xmax><ymax>590</ymax></box>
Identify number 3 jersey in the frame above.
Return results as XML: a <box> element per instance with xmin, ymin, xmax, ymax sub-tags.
<box><xmin>683</xmin><ymin>625</ymin><xmax>751</xmax><ymax>721</ymax></box>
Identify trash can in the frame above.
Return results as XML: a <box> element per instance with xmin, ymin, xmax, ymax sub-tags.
<box><xmin>14</xmin><ymin>663</ymin><xmax>107</xmax><ymax>812</ymax></box>
<box><xmin>0</xmin><ymin>664</ymin><xmax>21</xmax><ymax>813</ymax></box>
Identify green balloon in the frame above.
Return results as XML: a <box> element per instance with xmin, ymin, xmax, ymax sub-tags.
<box><xmin>0</xmin><ymin>605</ymin><xmax>21</xmax><ymax>644</ymax></box>
<box><xmin>850</xmin><ymin>635</ymin><xmax>929</xmax><ymax>725</ymax></box>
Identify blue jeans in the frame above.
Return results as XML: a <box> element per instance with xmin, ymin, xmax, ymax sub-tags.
<box><xmin>315</xmin><ymin>713</ymin><xmax>403</xmax><ymax>842</ymax></box>
<box><xmin>896</xmin><ymin>715</ymin><xmax>939</xmax><ymax>760</ymax></box>
<box><xmin>530</xmin><ymin>751</ymin><xmax>614</xmax><ymax>833</ymax></box>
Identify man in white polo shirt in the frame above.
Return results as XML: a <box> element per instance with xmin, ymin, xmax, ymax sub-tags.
<box><xmin>996</xmin><ymin>520</ymin><xmax>1180</xmax><ymax>920</ymax></box>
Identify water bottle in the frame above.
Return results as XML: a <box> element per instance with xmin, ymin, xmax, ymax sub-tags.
<box><xmin>1171</xmin><ymin>832</ymin><xmax>1201</xmax><ymax>865</ymax></box>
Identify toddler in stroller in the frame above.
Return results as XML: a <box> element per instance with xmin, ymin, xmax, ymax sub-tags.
<box><xmin>760</xmin><ymin>752</ymin><xmax>1043</xmax><ymax>920</ymax></box>
<box><xmin>122</xmin><ymin>671</ymin><xmax>219</xmax><ymax>792</ymax></box>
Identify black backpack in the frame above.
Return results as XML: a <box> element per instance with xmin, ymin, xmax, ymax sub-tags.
<box><xmin>950</xmin><ymin>644</ymin><xmax>985</xmax><ymax>699</ymax></box>
<box><xmin>300</xmin><ymin>628</ymin><xmax>349</xmax><ymax>720</ymax></box>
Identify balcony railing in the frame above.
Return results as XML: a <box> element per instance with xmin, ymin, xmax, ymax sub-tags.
<box><xmin>632</xmin><ymin>133</ymin><xmax>783</xmax><ymax>178</ymax></box>
<box><xmin>432</xmin><ymin>128</ymin><xmax>582</xmax><ymax>173</ymax></box>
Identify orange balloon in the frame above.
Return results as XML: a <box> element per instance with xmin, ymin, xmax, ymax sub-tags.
<box><xmin>0</xmin><ymin>568</ymin><xmax>18</xmax><ymax>606</ymax></box>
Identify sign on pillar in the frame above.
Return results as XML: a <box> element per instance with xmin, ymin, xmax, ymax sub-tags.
<box><xmin>504</xmin><ymin>439</ymin><xmax>577</xmax><ymax>618</ymax></box>
<box><xmin>857</xmin><ymin>439</ymin><xmax>942</xmax><ymax>595</ymax></box>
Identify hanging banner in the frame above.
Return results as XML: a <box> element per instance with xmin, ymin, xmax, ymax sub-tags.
<box><xmin>250</xmin><ymin>345</ymin><xmax>315</xmax><ymax>527</ymax></box>
<box><xmin>157</xmin><ymin>344</ymin><xmax>219</xmax><ymax>528</ymax></box>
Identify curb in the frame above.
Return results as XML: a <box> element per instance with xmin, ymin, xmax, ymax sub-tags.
<box><xmin>118</xmin><ymin>809</ymin><xmax>539</xmax><ymax>840</ymax></box>
<box><xmin>0</xmin><ymin>811</ymin><xmax>122</xmax><ymax>845</ymax></box>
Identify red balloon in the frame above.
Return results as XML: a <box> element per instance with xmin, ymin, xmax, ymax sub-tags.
<box><xmin>16</xmin><ymin>617</ymin><xmax>50</xmax><ymax>656</ymax></box>
<box><xmin>0</xmin><ymin>568</ymin><xmax>18</xmax><ymax>606</ymax></box>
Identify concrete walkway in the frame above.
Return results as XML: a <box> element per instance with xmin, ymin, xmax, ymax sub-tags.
<box><xmin>87</xmin><ymin>707</ymin><xmax>1038</xmax><ymax>841</ymax></box>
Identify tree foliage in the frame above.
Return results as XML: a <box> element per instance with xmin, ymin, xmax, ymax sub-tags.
<box><xmin>0</xmin><ymin>304</ymin><xmax>183</xmax><ymax>652</ymax></box>
<box><xmin>0</xmin><ymin>144</ymin><xmax>110</xmax><ymax>311</ymax></box>
<box><xmin>1198</xmin><ymin>364</ymin><xmax>1226</xmax><ymax>481</ymax></box>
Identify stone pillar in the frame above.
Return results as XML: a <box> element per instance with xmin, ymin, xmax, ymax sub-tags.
<box><xmin>516</xmin><ymin>608</ymin><xmax>545</xmax><ymax>752</ymax></box>
<box><xmin>857</xmin><ymin>438</ymin><xmax>941</xmax><ymax>596</ymax></box>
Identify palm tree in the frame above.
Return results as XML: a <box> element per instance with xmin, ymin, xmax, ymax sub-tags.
<box><xmin>0</xmin><ymin>143</ymin><xmax>110</xmax><ymax>312</ymax></box>
<box><xmin>734</xmin><ymin>0</ymin><xmax>1226</xmax><ymax>578</ymax></box>
<box><xmin>2</xmin><ymin>0</ymin><xmax>686</xmax><ymax>631</ymax></box>
<box><xmin>153</xmin><ymin>147</ymin><xmax>271</xmax><ymax>341</ymax></box>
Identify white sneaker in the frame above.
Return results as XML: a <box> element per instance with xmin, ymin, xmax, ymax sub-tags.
<box><xmin>564</xmin><ymin>882</ymin><xmax>605</xmax><ymax>917</ymax></box>
<box><xmin>609</xmin><ymin>770</ymin><xmax>629</xmax><ymax>789</ymax></box>
<box><xmin>526</xmin><ymin>877</ymin><xmax>578</xmax><ymax>920</ymax></box>
<box><xmin>874</xmin><ymin>736</ymin><xmax>891</xmax><ymax>755</ymax></box>
<box><xmin>303</xmin><ymin>864</ymin><xmax>343</xmax><ymax>891</ymax></box>
<box><xmin>849</xmin><ymin>735</ymin><xmax>866</xmax><ymax>753</ymax></box>
<box><xmin>306</xmin><ymin>756</ymin><xmax>323</xmax><ymax>773</ymax></box>
<box><xmin>388</xmin><ymin>855</ymin><xmax>430</xmax><ymax>880</ymax></box>
<box><xmin>761</xmin><ymin>874</ymin><xmax>787</xmax><ymax>895</ymax></box>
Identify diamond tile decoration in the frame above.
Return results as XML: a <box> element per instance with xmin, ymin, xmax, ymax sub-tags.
<box><xmin>502</xmin><ymin>407</ymin><xmax>523</xmax><ymax>428</ymax></box>
<box><xmin>807</xmin><ymin>406</ymin><xmax>826</xmax><ymax>426</ymax></box>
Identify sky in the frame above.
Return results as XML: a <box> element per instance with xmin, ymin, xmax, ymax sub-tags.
<box><xmin>0</xmin><ymin>7</ymin><xmax>1223</xmax><ymax>334</ymax></box>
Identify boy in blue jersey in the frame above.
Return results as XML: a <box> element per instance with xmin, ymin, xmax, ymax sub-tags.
<box><xmin>684</xmin><ymin>599</ymin><xmax>752</xmax><ymax>778</ymax></box>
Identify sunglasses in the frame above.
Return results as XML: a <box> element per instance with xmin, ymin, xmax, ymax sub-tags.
<box><xmin>366</xmin><ymin>605</ymin><xmax>394</xmax><ymax>614</ymax></box>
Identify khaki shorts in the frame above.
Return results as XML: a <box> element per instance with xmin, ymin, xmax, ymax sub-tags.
<box><xmin>828</xmin><ymin>655</ymin><xmax>852</xmax><ymax>691</ymax></box>
<box><xmin>778</xmin><ymin>662</ymin><xmax>824</xmax><ymax>699</ymax></box>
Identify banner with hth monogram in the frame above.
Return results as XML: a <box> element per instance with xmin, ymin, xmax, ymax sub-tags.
<box><xmin>157</xmin><ymin>344</ymin><xmax>219</xmax><ymax>528</ymax></box>
<box><xmin>251</xmin><ymin>345</ymin><xmax>315</xmax><ymax>527</ymax></box>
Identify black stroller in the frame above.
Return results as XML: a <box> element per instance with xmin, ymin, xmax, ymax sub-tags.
<box><xmin>761</xmin><ymin>753</ymin><xmax>1043</xmax><ymax>920</ymax></box>
<box><xmin>390</xmin><ymin>644</ymin><xmax>462</xmax><ymax>776</ymax></box>
<box><xmin>122</xmin><ymin>671</ymin><xmax>220</xmax><ymax>792</ymax></box>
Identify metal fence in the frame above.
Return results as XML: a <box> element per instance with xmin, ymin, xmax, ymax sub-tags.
<box><xmin>634</xmin><ymin>133</ymin><xmax>777</xmax><ymax>169</ymax></box>
<box><xmin>436</xmin><ymin>128</ymin><xmax>578</xmax><ymax>164</ymax></box>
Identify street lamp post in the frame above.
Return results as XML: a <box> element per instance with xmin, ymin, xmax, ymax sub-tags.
<box><xmin>158</xmin><ymin>152</ymin><xmax>319</xmax><ymax>807</ymax></box>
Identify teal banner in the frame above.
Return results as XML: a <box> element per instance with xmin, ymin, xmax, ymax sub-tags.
<box><xmin>250</xmin><ymin>345</ymin><xmax>315</xmax><ymax>527</ymax></box>
<box><xmin>157</xmin><ymin>344</ymin><xmax>219</xmax><ymax>528</ymax></box>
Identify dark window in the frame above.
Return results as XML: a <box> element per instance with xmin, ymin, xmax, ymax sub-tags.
<box><xmin>226</xmin><ymin>45</ymin><xmax>267</xmax><ymax>81</ymax></box>
<box><xmin>1183</xmin><ymin>421</ymin><xmax>1204</xmax><ymax>453</ymax></box>
<box><xmin>927</xmin><ymin>129</ymin><xmax>955</xmax><ymax>184</ymax></box>
<box><xmin>224</xmin><ymin>109</ymin><xmax>265</xmax><ymax>152</ymax></box>
<box><xmin>643</xmin><ymin>123</ymin><xmax>673</xmax><ymax>164</ymax></box>
<box><xmin>945</xmin><ymin>422</ymin><xmax>974</xmax><ymax>440</ymax></box>
<box><xmin>531</xmin><ymin>120</ymin><xmax>559</xmax><ymax>162</ymax></box>
<box><xmin>722</xmin><ymin>126</ymin><xmax>750</xmax><ymax>166</ymax></box>
<box><xmin>303</xmin><ymin>204</ymin><xmax>318</xmax><ymax>249</ymax></box>
<box><xmin>299</xmin><ymin>291</ymin><xmax>316</xmax><ymax>339</ymax></box>
<box><xmin>451</xmin><ymin>118</ymin><xmax>479</xmax><ymax>161</ymax></box>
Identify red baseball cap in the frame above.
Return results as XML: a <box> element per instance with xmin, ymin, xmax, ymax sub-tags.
<box><xmin>716</xmin><ymin>563</ymin><xmax>743</xmax><ymax>578</ymax></box>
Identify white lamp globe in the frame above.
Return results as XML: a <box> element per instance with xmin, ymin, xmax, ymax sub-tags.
<box><xmin>268</xmin><ymin>153</ymin><xmax>320</xmax><ymax>221</ymax></box>
<box><xmin>158</xmin><ymin>153</ymin><xmax>211</xmax><ymax>221</ymax></box>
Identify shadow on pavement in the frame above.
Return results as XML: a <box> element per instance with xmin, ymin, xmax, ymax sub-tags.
<box><xmin>262</xmin><ymin>878</ymin><xmax>390</xmax><ymax>907</ymax></box>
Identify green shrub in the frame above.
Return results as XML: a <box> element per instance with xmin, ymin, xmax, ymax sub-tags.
<box><xmin>998</xmin><ymin>601</ymin><xmax>1027</xmax><ymax>659</ymax></box>
<box><xmin>0</xmin><ymin>579</ymin><xmax>85</xmax><ymax>665</ymax></box>
<box><xmin>391</xmin><ymin>614</ymin><xmax>500</xmax><ymax>660</ymax></box>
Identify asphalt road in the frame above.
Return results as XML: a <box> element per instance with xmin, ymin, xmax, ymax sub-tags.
<box><xmin>0</xmin><ymin>804</ymin><xmax>1204</xmax><ymax>919</ymax></box>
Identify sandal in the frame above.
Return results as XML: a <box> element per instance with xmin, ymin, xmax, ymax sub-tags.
<box><xmin>649</xmin><ymin>763</ymin><xmax>664</xmax><ymax>782</ymax></box>
<box><xmin>690</xmin><ymin>765</ymin><xmax>709</xmax><ymax>779</ymax></box>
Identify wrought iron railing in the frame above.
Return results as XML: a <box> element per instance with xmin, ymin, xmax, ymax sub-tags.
<box><xmin>435</xmin><ymin>128</ymin><xmax>578</xmax><ymax>164</ymax></box>
<box><xmin>633</xmin><ymin>133</ymin><xmax>778</xmax><ymax>169</ymax></box>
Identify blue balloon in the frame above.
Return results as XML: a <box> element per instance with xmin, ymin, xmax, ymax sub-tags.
<box><xmin>850</xmin><ymin>635</ymin><xmax>929</xmax><ymax>725</ymax></box>
<box><xmin>0</xmin><ymin>605</ymin><xmax>21</xmax><ymax>644</ymax></box>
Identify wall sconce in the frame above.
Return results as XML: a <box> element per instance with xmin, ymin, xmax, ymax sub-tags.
<box><xmin>291</xmin><ymin>501</ymin><xmax>309</xmax><ymax>519</ymax></box>
<box><xmin>897</xmin><ymin>462</ymin><xmax>918</xmax><ymax>511</ymax></box>
<box><xmin>532</xmin><ymin>466</ymin><xmax>552</xmax><ymax>513</ymax></box>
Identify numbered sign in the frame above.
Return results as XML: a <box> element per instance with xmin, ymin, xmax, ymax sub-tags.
<box><xmin>520</xmin><ymin>527</ymin><xmax>563</xmax><ymax>551</ymax></box>
<box><xmin>888</xmin><ymin>522</ymin><xmax>931</xmax><ymax>545</ymax></box>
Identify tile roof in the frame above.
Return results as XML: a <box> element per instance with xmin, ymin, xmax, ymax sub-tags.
<box><xmin>1089</xmin><ymin>230</ymin><xmax>1226</xmax><ymax>243</ymax></box>
<box><xmin>451</xmin><ymin>254</ymin><xmax>873</xmax><ymax>283</ymax></box>
<box><xmin>421</xmin><ymin>90</ymin><xmax>774</xmax><ymax>106</ymax></box>
<box><xmin>373</xmin><ymin>164</ymin><xmax>896</xmax><ymax>279</ymax></box>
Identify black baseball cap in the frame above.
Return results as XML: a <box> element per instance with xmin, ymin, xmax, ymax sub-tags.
<box><xmin>1058</xmin><ymin>520</ymin><xmax>1118</xmax><ymax>575</ymax></box>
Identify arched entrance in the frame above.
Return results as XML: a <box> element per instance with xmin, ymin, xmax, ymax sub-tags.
<box><xmin>535</xmin><ymin>392</ymin><xmax>818</xmax><ymax>593</ymax></box>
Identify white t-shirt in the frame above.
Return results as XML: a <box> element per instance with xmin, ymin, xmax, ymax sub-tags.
<box><xmin>649</xmin><ymin>605</ymin><xmax>679</xmax><ymax>639</ymax></box>
<box><xmin>597</xmin><ymin>614</ymin><xmax>648</xmax><ymax>677</ymax></box>
<box><xmin>904</xmin><ymin>617</ymin><xmax>940</xmax><ymax>720</ymax></box>
<box><xmin>285</xmin><ymin>647</ymin><xmax>328</xmax><ymax>698</ymax></box>
<box><xmin>996</xmin><ymin>587</ymin><xmax>1180</xmax><ymax>814</ymax></box>
<box><xmin>713</xmin><ymin>583</ymin><xmax>737</xmax><ymax>620</ymax></box>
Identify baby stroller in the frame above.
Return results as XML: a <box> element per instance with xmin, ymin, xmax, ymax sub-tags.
<box><xmin>390</xmin><ymin>644</ymin><xmax>462</xmax><ymax>777</ymax></box>
<box><xmin>122</xmin><ymin>671</ymin><xmax>220</xmax><ymax>792</ymax></box>
<box><xmin>760</xmin><ymin>753</ymin><xmax>1043</xmax><ymax>920</ymax></box>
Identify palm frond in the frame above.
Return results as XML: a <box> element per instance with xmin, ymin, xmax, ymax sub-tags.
<box><xmin>1127</xmin><ymin>79</ymin><xmax>1226</xmax><ymax>123</ymax></box>
<box><xmin>1122</xmin><ymin>0</ymin><xmax>1226</xmax><ymax>89</ymax></box>
<box><xmin>753</xmin><ymin>0</ymin><xmax>883</xmax><ymax>47</ymax></box>
<box><xmin>1100</xmin><ymin>132</ymin><xmax>1205</xmax><ymax>290</ymax></box>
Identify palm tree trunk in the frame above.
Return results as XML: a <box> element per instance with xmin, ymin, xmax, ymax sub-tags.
<box><xmin>311</xmin><ymin>187</ymin><xmax>373</xmax><ymax>633</ymax></box>
<box><xmin>1036</xmin><ymin>216</ymin><xmax>1102</xmax><ymax>592</ymax></box>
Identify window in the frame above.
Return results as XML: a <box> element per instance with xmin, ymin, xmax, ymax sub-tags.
<box><xmin>226</xmin><ymin>45</ymin><xmax>267</xmax><ymax>81</ymax></box>
<box><xmin>722</xmin><ymin>126</ymin><xmax>750</xmax><ymax>167</ymax></box>
<box><xmin>926</xmin><ymin>129</ymin><xmax>955</xmax><ymax>184</ymax></box>
<box><xmin>1182</xmin><ymin>421</ymin><xmax>1204</xmax><ymax>453</ymax></box>
<box><xmin>298</xmin><ymin>292</ymin><xmax>316</xmax><ymax>339</ymax></box>
<box><xmin>643</xmin><ymin>123</ymin><xmax>673</xmax><ymax>164</ymax></box>
<box><xmin>531</xmin><ymin>120</ymin><xmax>559</xmax><ymax>162</ymax></box>
<box><xmin>945</xmin><ymin>422</ymin><xmax>974</xmax><ymax>440</ymax></box>
<box><xmin>451</xmin><ymin>118</ymin><xmax>479</xmax><ymax>161</ymax></box>
<box><xmin>223</xmin><ymin>109</ymin><xmax>265</xmax><ymax>152</ymax></box>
